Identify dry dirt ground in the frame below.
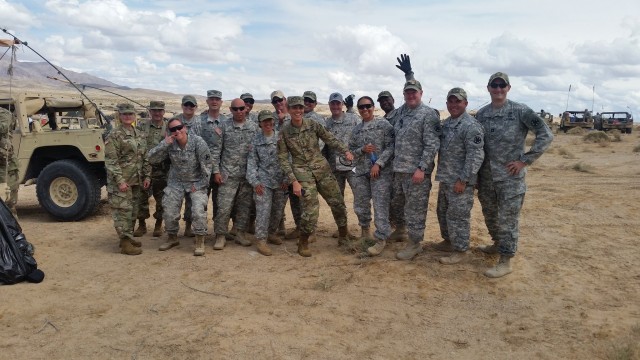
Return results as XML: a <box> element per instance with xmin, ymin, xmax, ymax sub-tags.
<box><xmin>2</xmin><ymin>123</ymin><xmax>640</xmax><ymax>359</ymax></box>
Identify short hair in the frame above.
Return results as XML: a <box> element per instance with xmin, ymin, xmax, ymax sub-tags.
<box><xmin>168</xmin><ymin>117</ymin><xmax>184</xmax><ymax>127</ymax></box>
<box><xmin>357</xmin><ymin>96</ymin><xmax>375</xmax><ymax>105</ymax></box>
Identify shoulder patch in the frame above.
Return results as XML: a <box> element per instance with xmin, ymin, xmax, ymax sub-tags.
<box><xmin>473</xmin><ymin>135</ymin><xmax>483</xmax><ymax>144</ymax></box>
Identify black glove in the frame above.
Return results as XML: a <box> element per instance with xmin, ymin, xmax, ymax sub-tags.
<box><xmin>396</xmin><ymin>54</ymin><xmax>412</xmax><ymax>75</ymax></box>
<box><xmin>344</xmin><ymin>94</ymin><xmax>355</xmax><ymax>108</ymax></box>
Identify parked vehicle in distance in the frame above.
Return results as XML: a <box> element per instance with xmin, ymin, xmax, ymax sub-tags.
<box><xmin>560</xmin><ymin>110</ymin><xmax>594</xmax><ymax>133</ymax></box>
<box><xmin>594</xmin><ymin>112</ymin><xmax>633</xmax><ymax>134</ymax></box>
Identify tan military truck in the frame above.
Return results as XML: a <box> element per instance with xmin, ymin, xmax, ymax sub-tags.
<box><xmin>0</xmin><ymin>92</ymin><xmax>109</xmax><ymax>221</ymax></box>
<box><xmin>593</xmin><ymin>112</ymin><xmax>633</xmax><ymax>134</ymax></box>
<box><xmin>559</xmin><ymin>110</ymin><xmax>594</xmax><ymax>133</ymax></box>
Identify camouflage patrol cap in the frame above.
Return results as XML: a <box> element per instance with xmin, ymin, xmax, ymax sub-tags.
<box><xmin>149</xmin><ymin>100</ymin><xmax>165</xmax><ymax>110</ymax></box>
<box><xmin>377</xmin><ymin>90</ymin><xmax>393</xmax><ymax>101</ymax></box>
<box><xmin>403</xmin><ymin>79</ymin><xmax>422</xmax><ymax>92</ymax></box>
<box><xmin>258</xmin><ymin>109</ymin><xmax>275</xmax><ymax>122</ymax></box>
<box><xmin>117</xmin><ymin>103</ymin><xmax>136</xmax><ymax>114</ymax></box>
<box><xmin>303</xmin><ymin>91</ymin><xmax>317</xmax><ymax>102</ymax></box>
<box><xmin>447</xmin><ymin>87</ymin><xmax>468</xmax><ymax>100</ymax></box>
<box><xmin>287</xmin><ymin>96</ymin><xmax>304</xmax><ymax>107</ymax></box>
<box><xmin>207</xmin><ymin>90</ymin><xmax>222</xmax><ymax>98</ymax></box>
<box><xmin>240</xmin><ymin>93</ymin><xmax>254</xmax><ymax>100</ymax></box>
<box><xmin>181</xmin><ymin>95</ymin><xmax>197</xmax><ymax>105</ymax></box>
<box><xmin>328</xmin><ymin>92</ymin><xmax>343</xmax><ymax>103</ymax></box>
<box><xmin>270</xmin><ymin>90</ymin><xmax>285</xmax><ymax>101</ymax></box>
<box><xmin>488</xmin><ymin>72</ymin><xmax>510</xmax><ymax>85</ymax></box>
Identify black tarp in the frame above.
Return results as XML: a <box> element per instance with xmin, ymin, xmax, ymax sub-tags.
<box><xmin>0</xmin><ymin>198</ymin><xmax>43</xmax><ymax>284</ymax></box>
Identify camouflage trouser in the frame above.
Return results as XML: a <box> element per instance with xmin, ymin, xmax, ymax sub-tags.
<box><xmin>477</xmin><ymin>176</ymin><xmax>526</xmax><ymax>257</ymax></box>
<box><xmin>137</xmin><ymin>176</ymin><xmax>167</xmax><ymax>221</ymax></box>
<box><xmin>392</xmin><ymin>172</ymin><xmax>432</xmax><ymax>244</ymax></box>
<box><xmin>254</xmin><ymin>186</ymin><xmax>288</xmax><ymax>240</ymax></box>
<box><xmin>163</xmin><ymin>186</ymin><xmax>208</xmax><ymax>235</ymax></box>
<box><xmin>436</xmin><ymin>183</ymin><xmax>475</xmax><ymax>252</ymax></box>
<box><xmin>299</xmin><ymin>171</ymin><xmax>347</xmax><ymax>235</ymax></box>
<box><xmin>389</xmin><ymin>174</ymin><xmax>405</xmax><ymax>228</ymax></box>
<box><xmin>351</xmin><ymin>170</ymin><xmax>393</xmax><ymax>241</ymax></box>
<box><xmin>334</xmin><ymin>170</ymin><xmax>355</xmax><ymax>197</ymax></box>
<box><xmin>214</xmin><ymin>176</ymin><xmax>253</xmax><ymax>235</ymax></box>
<box><xmin>108</xmin><ymin>185</ymin><xmax>143</xmax><ymax>240</ymax></box>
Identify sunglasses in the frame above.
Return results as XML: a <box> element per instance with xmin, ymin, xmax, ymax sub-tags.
<box><xmin>271</xmin><ymin>97</ymin><xmax>284</xmax><ymax>104</ymax></box>
<box><xmin>231</xmin><ymin>106</ymin><xmax>246</xmax><ymax>112</ymax></box>
<box><xmin>304</xmin><ymin>98</ymin><xmax>316</xmax><ymax>103</ymax></box>
<box><xmin>243</xmin><ymin>99</ymin><xmax>255</xmax><ymax>105</ymax></box>
<box><xmin>489</xmin><ymin>83</ymin><xmax>508</xmax><ymax>89</ymax></box>
<box><xmin>169</xmin><ymin>124</ymin><xmax>184</xmax><ymax>132</ymax></box>
<box><xmin>357</xmin><ymin>104</ymin><xmax>374</xmax><ymax>110</ymax></box>
<box><xmin>182</xmin><ymin>102</ymin><xmax>196</xmax><ymax>108</ymax></box>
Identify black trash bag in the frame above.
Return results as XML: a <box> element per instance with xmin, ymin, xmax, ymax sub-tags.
<box><xmin>0</xmin><ymin>198</ymin><xmax>44</xmax><ymax>285</ymax></box>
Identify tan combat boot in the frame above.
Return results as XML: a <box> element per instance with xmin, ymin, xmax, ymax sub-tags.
<box><xmin>367</xmin><ymin>239</ymin><xmax>386</xmax><ymax>256</ymax></box>
<box><xmin>439</xmin><ymin>251</ymin><xmax>469</xmax><ymax>265</ymax></box>
<box><xmin>234</xmin><ymin>231</ymin><xmax>252</xmax><ymax>246</ymax></box>
<box><xmin>159</xmin><ymin>234</ymin><xmax>179</xmax><ymax>251</ymax></box>
<box><xmin>388</xmin><ymin>226</ymin><xmax>408</xmax><ymax>242</ymax></box>
<box><xmin>213</xmin><ymin>234</ymin><xmax>226</xmax><ymax>250</ymax></box>
<box><xmin>255</xmin><ymin>239</ymin><xmax>272</xmax><ymax>256</ymax></box>
<box><xmin>284</xmin><ymin>227</ymin><xmax>300</xmax><ymax>240</ymax></box>
<box><xmin>484</xmin><ymin>255</ymin><xmax>513</xmax><ymax>278</ymax></box>
<box><xmin>152</xmin><ymin>219</ymin><xmax>163</xmax><ymax>237</ymax></box>
<box><xmin>360</xmin><ymin>226</ymin><xmax>373</xmax><ymax>241</ymax></box>
<box><xmin>267</xmin><ymin>232</ymin><xmax>283</xmax><ymax>245</ymax></box>
<box><xmin>396</xmin><ymin>242</ymin><xmax>422</xmax><ymax>260</ymax></box>
<box><xmin>120</xmin><ymin>239</ymin><xmax>142</xmax><ymax>255</ymax></box>
<box><xmin>183</xmin><ymin>221</ymin><xmax>195</xmax><ymax>237</ymax></box>
<box><xmin>337</xmin><ymin>226</ymin><xmax>352</xmax><ymax>247</ymax></box>
<box><xmin>133</xmin><ymin>219</ymin><xmax>147</xmax><ymax>237</ymax></box>
<box><xmin>479</xmin><ymin>243</ymin><xmax>499</xmax><ymax>254</ymax></box>
<box><xmin>194</xmin><ymin>235</ymin><xmax>205</xmax><ymax>256</ymax></box>
<box><xmin>432</xmin><ymin>240</ymin><xmax>454</xmax><ymax>252</ymax></box>
<box><xmin>298</xmin><ymin>233</ymin><xmax>311</xmax><ymax>257</ymax></box>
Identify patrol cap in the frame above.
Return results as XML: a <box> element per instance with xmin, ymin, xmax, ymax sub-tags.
<box><xmin>377</xmin><ymin>90</ymin><xmax>393</xmax><ymax>101</ymax></box>
<box><xmin>149</xmin><ymin>100</ymin><xmax>165</xmax><ymax>110</ymax></box>
<box><xmin>488</xmin><ymin>72</ymin><xmax>510</xmax><ymax>85</ymax></box>
<box><xmin>182</xmin><ymin>95</ymin><xmax>197</xmax><ymax>106</ymax></box>
<box><xmin>287</xmin><ymin>96</ymin><xmax>304</xmax><ymax>107</ymax></box>
<box><xmin>403</xmin><ymin>79</ymin><xmax>422</xmax><ymax>92</ymax></box>
<box><xmin>240</xmin><ymin>93</ymin><xmax>254</xmax><ymax>101</ymax></box>
<box><xmin>303</xmin><ymin>91</ymin><xmax>317</xmax><ymax>102</ymax></box>
<box><xmin>258</xmin><ymin>109</ymin><xmax>275</xmax><ymax>122</ymax></box>
<box><xmin>447</xmin><ymin>87</ymin><xmax>468</xmax><ymax>100</ymax></box>
<box><xmin>117</xmin><ymin>103</ymin><xmax>136</xmax><ymax>114</ymax></box>
<box><xmin>328</xmin><ymin>92</ymin><xmax>343</xmax><ymax>103</ymax></box>
<box><xmin>207</xmin><ymin>90</ymin><xmax>222</xmax><ymax>98</ymax></box>
<box><xmin>271</xmin><ymin>90</ymin><xmax>285</xmax><ymax>101</ymax></box>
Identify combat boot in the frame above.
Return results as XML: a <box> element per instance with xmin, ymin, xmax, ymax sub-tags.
<box><xmin>479</xmin><ymin>243</ymin><xmax>499</xmax><ymax>254</ymax></box>
<box><xmin>267</xmin><ymin>232</ymin><xmax>283</xmax><ymax>245</ymax></box>
<box><xmin>133</xmin><ymin>219</ymin><xmax>147</xmax><ymax>237</ymax></box>
<box><xmin>337</xmin><ymin>226</ymin><xmax>352</xmax><ymax>247</ymax></box>
<box><xmin>484</xmin><ymin>255</ymin><xmax>513</xmax><ymax>278</ymax></box>
<box><xmin>226</xmin><ymin>224</ymin><xmax>238</xmax><ymax>240</ymax></box>
<box><xmin>234</xmin><ymin>231</ymin><xmax>252</xmax><ymax>247</ymax></box>
<box><xmin>388</xmin><ymin>226</ymin><xmax>408</xmax><ymax>242</ymax></box>
<box><xmin>130</xmin><ymin>238</ymin><xmax>142</xmax><ymax>247</ymax></box>
<box><xmin>297</xmin><ymin>233</ymin><xmax>311</xmax><ymax>257</ymax></box>
<box><xmin>152</xmin><ymin>219</ymin><xmax>163</xmax><ymax>237</ymax></box>
<box><xmin>360</xmin><ymin>226</ymin><xmax>373</xmax><ymax>241</ymax></box>
<box><xmin>120</xmin><ymin>239</ymin><xmax>142</xmax><ymax>256</ymax></box>
<box><xmin>439</xmin><ymin>251</ymin><xmax>469</xmax><ymax>265</ymax></box>
<box><xmin>396</xmin><ymin>242</ymin><xmax>422</xmax><ymax>260</ymax></box>
<box><xmin>183</xmin><ymin>221</ymin><xmax>195</xmax><ymax>237</ymax></box>
<box><xmin>213</xmin><ymin>234</ymin><xmax>226</xmax><ymax>250</ymax></box>
<box><xmin>432</xmin><ymin>240</ymin><xmax>454</xmax><ymax>252</ymax></box>
<box><xmin>367</xmin><ymin>239</ymin><xmax>386</xmax><ymax>256</ymax></box>
<box><xmin>159</xmin><ymin>234</ymin><xmax>179</xmax><ymax>251</ymax></box>
<box><xmin>255</xmin><ymin>239</ymin><xmax>272</xmax><ymax>256</ymax></box>
<box><xmin>284</xmin><ymin>227</ymin><xmax>300</xmax><ymax>240</ymax></box>
<box><xmin>194</xmin><ymin>235</ymin><xmax>205</xmax><ymax>256</ymax></box>
<box><xmin>309</xmin><ymin>232</ymin><xmax>317</xmax><ymax>243</ymax></box>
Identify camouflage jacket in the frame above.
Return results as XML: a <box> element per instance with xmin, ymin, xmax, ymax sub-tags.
<box><xmin>303</xmin><ymin>110</ymin><xmax>327</xmax><ymax>150</ymax></box>
<box><xmin>136</xmin><ymin>118</ymin><xmax>169</xmax><ymax>178</ymax></box>
<box><xmin>0</xmin><ymin>108</ymin><xmax>17</xmax><ymax>170</ymax></box>
<box><xmin>475</xmin><ymin>99</ymin><xmax>553</xmax><ymax>182</ymax></box>
<box><xmin>348</xmin><ymin>117</ymin><xmax>395</xmax><ymax>176</ymax></box>
<box><xmin>392</xmin><ymin>102</ymin><xmax>441</xmax><ymax>174</ymax></box>
<box><xmin>247</xmin><ymin>131</ymin><xmax>286</xmax><ymax>189</ymax></box>
<box><xmin>325</xmin><ymin>112</ymin><xmax>360</xmax><ymax>171</ymax></box>
<box><xmin>198</xmin><ymin>112</ymin><xmax>224</xmax><ymax>157</ymax></box>
<box><xmin>383</xmin><ymin>73</ymin><xmax>415</xmax><ymax>127</ymax></box>
<box><xmin>147</xmin><ymin>134</ymin><xmax>212</xmax><ymax>191</ymax></box>
<box><xmin>105</xmin><ymin>126</ymin><xmax>151</xmax><ymax>189</ymax></box>
<box><xmin>246</xmin><ymin>111</ymin><xmax>259</xmax><ymax>125</ymax></box>
<box><xmin>435</xmin><ymin>112</ymin><xmax>485</xmax><ymax>185</ymax></box>
<box><xmin>277</xmin><ymin>118</ymin><xmax>348</xmax><ymax>184</ymax></box>
<box><xmin>211</xmin><ymin>119</ymin><xmax>258</xmax><ymax>178</ymax></box>
<box><xmin>177</xmin><ymin>113</ymin><xmax>202</xmax><ymax>136</ymax></box>
<box><xmin>273</xmin><ymin>111</ymin><xmax>291</xmax><ymax>131</ymax></box>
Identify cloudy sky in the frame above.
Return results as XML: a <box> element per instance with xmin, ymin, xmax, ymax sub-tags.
<box><xmin>1</xmin><ymin>0</ymin><xmax>639</xmax><ymax>114</ymax></box>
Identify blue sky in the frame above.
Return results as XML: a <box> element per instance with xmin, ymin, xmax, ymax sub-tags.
<box><xmin>1</xmin><ymin>0</ymin><xmax>639</xmax><ymax>115</ymax></box>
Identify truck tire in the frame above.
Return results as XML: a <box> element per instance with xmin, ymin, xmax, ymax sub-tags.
<box><xmin>36</xmin><ymin>159</ymin><xmax>101</xmax><ymax>221</ymax></box>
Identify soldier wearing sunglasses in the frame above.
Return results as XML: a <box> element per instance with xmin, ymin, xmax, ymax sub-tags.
<box><xmin>240</xmin><ymin>93</ymin><xmax>259</xmax><ymax>124</ymax></box>
<box><xmin>475</xmin><ymin>72</ymin><xmax>553</xmax><ymax>278</ymax></box>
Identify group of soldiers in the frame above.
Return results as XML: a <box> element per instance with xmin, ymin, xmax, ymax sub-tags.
<box><xmin>105</xmin><ymin>55</ymin><xmax>553</xmax><ymax>278</ymax></box>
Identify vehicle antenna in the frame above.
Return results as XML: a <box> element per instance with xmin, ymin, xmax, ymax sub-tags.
<box><xmin>46</xmin><ymin>76</ymin><xmax>148</xmax><ymax>109</ymax></box>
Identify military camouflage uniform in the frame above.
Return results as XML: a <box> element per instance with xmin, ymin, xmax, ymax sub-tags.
<box><xmin>277</xmin><ymin>118</ymin><xmax>349</xmax><ymax>235</ymax></box>
<box><xmin>325</xmin><ymin>112</ymin><xmax>359</xmax><ymax>195</ymax></box>
<box><xmin>303</xmin><ymin>110</ymin><xmax>327</xmax><ymax>151</ymax></box>
<box><xmin>147</xmin><ymin>134</ymin><xmax>211</xmax><ymax>236</ymax></box>
<box><xmin>392</xmin><ymin>102</ymin><xmax>441</xmax><ymax>244</ymax></box>
<box><xmin>212</xmin><ymin>118</ymin><xmax>258</xmax><ymax>236</ymax></box>
<box><xmin>135</xmin><ymin>118</ymin><xmax>169</xmax><ymax>222</ymax></box>
<box><xmin>105</xmin><ymin>126</ymin><xmax>151</xmax><ymax>241</ymax></box>
<box><xmin>199</xmin><ymin>112</ymin><xmax>224</xmax><ymax>219</ymax></box>
<box><xmin>475</xmin><ymin>100</ymin><xmax>553</xmax><ymax>256</ymax></box>
<box><xmin>273</xmin><ymin>112</ymin><xmax>291</xmax><ymax>131</ymax></box>
<box><xmin>247</xmin><ymin>130</ymin><xmax>288</xmax><ymax>240</ymax></box>
<box><xmin>246</xmin><ymin>111</ymin><xmax>259</xmax><ymax>125</ymax></box>
<box><xmin>176</xmin><ymin>113</ymin><xmax>203</xmax><ymax>223</ymax></box>
<box><xmin>348</xmin><ymin>116</ymin><xmax>395</xmax><ymax>240</ymax></box>
<box><xmin>435</xmin><ymin>112</ymin><xmax>485</xmax><ymax>252</ymax></box>
<box><xmin>0</xmin><ymin>108</ymin><xmax>19</xmax><ymax>211</ymax></box>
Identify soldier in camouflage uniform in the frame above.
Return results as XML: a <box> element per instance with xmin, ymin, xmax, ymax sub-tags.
<box><xmin>211</xmin><ymin>98</ymin><xmax>258</xmax><ymax>250</ymax></box>
<box><xmin>475</xmin><ymin>72</ymin><xmax>553</xmax><ymax>278</ymax></box>
<box><xmin>0</xmin><ymin>107</ymin><xmax>19</xmax><ymax>216</ymax></box>
<box><xmin>271</xmin><ymin>90</ymin><xmax>291</xmax><ymax>131</ymax></box>
<box><xmin>277</xmin><ymin>96</ymin><xmax>354</xmax><ymax>257</ymax></box>
<box><xmin>133</xmin><ymin>100</ymin><xmax>169</xmax><ymax>238</ymax></box>
<box><xmin>147</xmin><ymin>117</ymin><xmax>212</xmax><ymax>256</ymax></box>
<box><xmin>393</xmin><ymin>79</ymin><xmax>441</xmax><ymax>261</ymax></box>
<box><xmin>241</xmin><ymin>93</ymin><xmax>259</xmax><ymax>124</ymax></box>
<box><xmin>246</xmin><ymin>110</ymin><xmax>289</xmax><ymax>256</ymax></box>
<box><xmin>348</xmin><ymin>96</ymin><xmax>395</xmax><ymax>256</ymax></box>
<box><xmin>433</xmin><ymin>88</ymin><xmax>485</xmax><ymax>265</ymax></box>
<box><xmin>105</xmin><ymin>103</ymin><xmax>151</xmax><ymax>255</ymax></box>
<box><xmin>199</xmin><ymin>90</ymin><xmax>225</xmax><ymax>224</ymax></box>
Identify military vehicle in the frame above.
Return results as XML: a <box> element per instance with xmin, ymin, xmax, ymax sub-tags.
<box><xmin>559</xmin><ymin>110</ymin><xmax>594</xmax><ymax>133</ymax></box>
<box><xmin>536</xmin><ymin>110</ymin><xmax>554</xmax><ymax>126</ymax></box>
<box><xmin>0</xmin><ymin>92</ymin><xmax>110</xmax><ymax>221</ymax></box>
<box><xmin>593</xmin><ymin>112</ymin><xmax>633</xmax><ymax>134</ymax></box>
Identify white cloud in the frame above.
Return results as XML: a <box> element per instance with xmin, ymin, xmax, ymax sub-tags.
<box><xmin>0</xmin><ymin>0</ymin><xmax>37</xmax><ymax>30</ymax></box>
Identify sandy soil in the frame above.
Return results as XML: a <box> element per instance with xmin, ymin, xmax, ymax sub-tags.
<box><xmin>1</xmin><ymin>110</ymin><xmax>640</xmax><ymax>359</ymax></box>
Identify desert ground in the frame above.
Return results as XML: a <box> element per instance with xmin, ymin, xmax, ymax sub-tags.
<box><xmin>1</xmin><ymin>88</ymin><xmax>639</xmax><ymax>359</ymax></box>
